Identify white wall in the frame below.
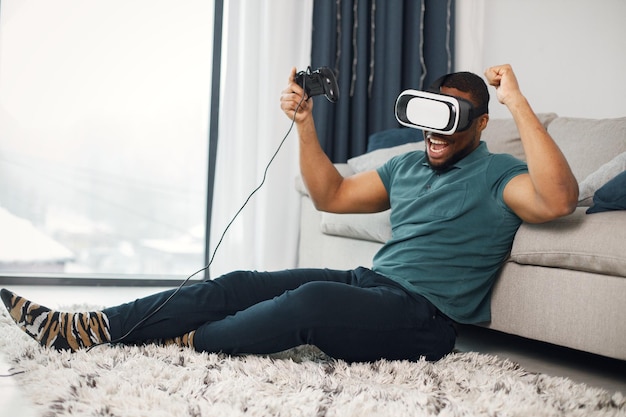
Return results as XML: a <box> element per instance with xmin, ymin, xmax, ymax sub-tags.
<box><xmin>456</xmin><ymin>0</ymin><xmax>626</xmax><ymax>119</ymax></box>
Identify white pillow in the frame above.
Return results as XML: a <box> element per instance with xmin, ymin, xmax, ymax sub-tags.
<box><xmin>320</xmin><ymin>210</ymin><xmax>391</xmax><ymax>243</ymax></box>
<box><xmin>578</xmin><ymin>152</ymin><xmax>626</xmax><ymax>206</ymax></box>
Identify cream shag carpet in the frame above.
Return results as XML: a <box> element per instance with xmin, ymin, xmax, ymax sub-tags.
<box><xmin>1</xmin><ymin>305</ymin><xmax>624</xmax><ymax>417</ymax></box>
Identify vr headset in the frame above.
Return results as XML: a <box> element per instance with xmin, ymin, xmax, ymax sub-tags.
<box><xmin>395</xmin><ymin>75</ymin><xmax>488</xmax><ymax>135</ymax></box>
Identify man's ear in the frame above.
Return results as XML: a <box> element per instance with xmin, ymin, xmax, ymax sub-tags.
<box><xmin>477</xmin><ymin>114</ymin><xmax>489</xmax><ymax>132</ymax></box>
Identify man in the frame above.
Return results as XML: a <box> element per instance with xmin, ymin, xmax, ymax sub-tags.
<box><xmin>1</xmin><ymin>64</ymin><xmax>578</xmax><ymax>362</ymax></box>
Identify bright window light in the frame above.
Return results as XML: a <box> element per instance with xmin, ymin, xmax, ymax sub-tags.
<box><xmin>0</xmin><ymin>0</ymin><xmax>214</xmax><ymax>278</ymax></box>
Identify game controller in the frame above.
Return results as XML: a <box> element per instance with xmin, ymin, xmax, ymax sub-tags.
<box><xmin>295</xmin><ymin>66</ymin><xmax>339</xmax><ymax>103</ymax></box>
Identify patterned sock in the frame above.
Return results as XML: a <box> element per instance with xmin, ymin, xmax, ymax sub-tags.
<box><xmin>1</xmin><ymin>288</ymin><xmax>111</xmax><ymax>352</ymax></box>
<box><xmin>153</xmin><ymin>331</ymin><xmax>196</xmax><ymax>349</ymax></box>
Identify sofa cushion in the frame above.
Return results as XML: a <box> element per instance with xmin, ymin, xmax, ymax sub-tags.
<box><xmin>578</xmin><ymin>152</ymin><xmax>626</xmax><ymax>206</ymax></box>
<box><xmin>510</xmin><ymin>207</ymin><xmax>626</xmax><ymax>278</ymax></box>
<box><xmin>348</xmin><ymin>113</ymin><xmax>558</xmax><ymax>172</ymax></box>
<box><xmin>347</xmin><ymin>142</ymin><xmax>425</xmax><ymax>173</ymax></box>
<box><xmin>481</xmin><ymin>113</ymin><xmax>558</xmax><ymax>161</ymax></box>
<box><xmin>367</xmin><ymin>128</ymin><xmax>424</xmax><ymax>152</ymax></box>
<box><xmin>548</xmin><ymin>116</ymin><xmax>626</xmax><ymax>183</ymax></box>
<box><xmin>586</xmin><ymin>171</ymin><xmax>626</xmax><ymax>214</ymax></box>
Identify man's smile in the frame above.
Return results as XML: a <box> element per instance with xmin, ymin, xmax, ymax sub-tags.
<box><xmin>426</xmin><ymin>134</ymin><xmax>451</xmax><ymax>156</ymax></box>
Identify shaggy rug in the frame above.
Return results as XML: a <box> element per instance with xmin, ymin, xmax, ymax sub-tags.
<box><xmin>1</xmin><ymin>305</ymin><xmax>624</xmax><ymax>417</ymax></box>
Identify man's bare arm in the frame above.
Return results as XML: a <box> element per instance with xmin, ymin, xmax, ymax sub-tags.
<box><xmin>280</xmin><ymin>68</ymin><xmax>390</xmax><ymax>214</ymax></box>
<box><xmin>485</xmin><ymin>64</ymin><xmax>579</xmax><ymax>223</ymax></box>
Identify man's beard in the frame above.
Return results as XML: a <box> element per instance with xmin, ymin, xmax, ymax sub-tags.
<box><xmin>425</xmin><ymin>139</ymin><xmax>478</xmax><ymax>173</ymax></box>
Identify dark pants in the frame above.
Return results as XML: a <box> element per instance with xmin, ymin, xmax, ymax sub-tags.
<box><xmin>104</xmin><ymin>267</ymin><xmax>456</xmax><ymax>362</ymax></box>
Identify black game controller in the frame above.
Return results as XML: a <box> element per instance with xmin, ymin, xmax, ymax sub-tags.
<box><xmin>295</xmin><ymin>66</ymin><xmax>339</xmax><ymax>103</ymax></box>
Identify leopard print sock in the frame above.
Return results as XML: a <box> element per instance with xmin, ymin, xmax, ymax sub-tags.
<box><xmin>1</xmin><ymin>288</ymin><xmax>111</xmax><ymax>352</ymax></box>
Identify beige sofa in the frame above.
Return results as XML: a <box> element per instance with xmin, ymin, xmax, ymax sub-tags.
<box><xmin>295</xmin><ymin>114</ymin><xmax>626</xmax><ymax>361</ymax></box>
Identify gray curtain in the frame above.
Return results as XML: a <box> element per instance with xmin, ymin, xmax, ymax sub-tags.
<box><xmin>310</xmin><ymin>0</ymin><xmax>455</xmax><ymax>162</ymax></box>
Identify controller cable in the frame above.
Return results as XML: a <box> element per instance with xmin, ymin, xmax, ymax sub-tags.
<box><xmin>81</xmin><ymin>80</ymin><xmax>308</xmax><ymax>352</ymax></box>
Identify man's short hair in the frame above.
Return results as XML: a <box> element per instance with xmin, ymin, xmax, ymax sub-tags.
<box><xmin>432</xmin><ymin>72</ymin><xmax>490</xmax><ymax>115</ymax></box>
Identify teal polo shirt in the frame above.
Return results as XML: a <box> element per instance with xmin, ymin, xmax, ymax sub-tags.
<box><xmin>373</xmin><ymin>142</ymin><xmax>528</xmax><ymax>324</ymax></box>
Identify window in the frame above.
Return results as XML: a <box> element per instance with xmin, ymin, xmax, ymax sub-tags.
<box><xmin>0</xmin><ymin>1</ymin><xmax>214</xmax><ymax>280</ymax></box>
